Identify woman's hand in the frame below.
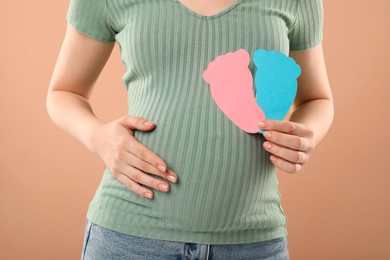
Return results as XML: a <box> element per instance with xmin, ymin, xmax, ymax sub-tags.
<box><xmin>91</xmin><ymin>115</ymin><xmax>178</xmax><ymax>199</ymax></box>
<box><xmin>258</xmin><ymin>120</ymin><xmax>315</xmax><ymax>173</ymax></box>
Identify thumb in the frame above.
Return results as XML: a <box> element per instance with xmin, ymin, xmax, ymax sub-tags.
<box><xmin>120</xmin><ymin>116</ymin><xmax>156</xmax><ymax>132</ymax></box>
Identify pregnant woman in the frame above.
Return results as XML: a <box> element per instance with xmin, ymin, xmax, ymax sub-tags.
<box><xmin>46</xmin><ymin>0</ymin><xmax>334</xmax><ymax>259</ymax></box>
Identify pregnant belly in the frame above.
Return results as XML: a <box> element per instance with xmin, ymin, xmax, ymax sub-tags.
<box><xmin>128</xmin><ymin>115</ymin><xmax>280</xmax><ymax>232</ymax></box>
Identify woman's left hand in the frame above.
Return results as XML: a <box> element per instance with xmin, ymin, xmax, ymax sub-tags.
<box><xmin>258</xmin><ymin>120</ymin><xmax>315</xmax><ymax>173</ymax></box>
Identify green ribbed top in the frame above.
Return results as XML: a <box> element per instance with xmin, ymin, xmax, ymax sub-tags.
<box><xmin>66</xmin><ymin>0</ymin><xmax>323</xmax><ymax>244</ymax></box>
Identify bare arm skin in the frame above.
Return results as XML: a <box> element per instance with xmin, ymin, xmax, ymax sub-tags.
<box><xmin>258</xmin><ymin>43</ymin><xmax>334</xmax><ymax>173</ymax></box>
<box><xmin>46</xmin><ymin>23</ymin><xmax>178</xmax><ymax>199</ymax></box>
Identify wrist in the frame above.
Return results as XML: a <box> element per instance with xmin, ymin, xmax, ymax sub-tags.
<box><xmin>83</xmin><ymin>117</ymin><xmax>105</xmax><ymax>154</ymax></box>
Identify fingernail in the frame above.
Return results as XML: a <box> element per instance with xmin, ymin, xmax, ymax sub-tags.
<box><xmin>270</xmin><ymin>156</ymin><xmax>277</xmax><ymax>162</ymax></box>
<box><xmin>144</xmin><ymin>120</ymin><xmax>153</xmax><ymax>126</ymax></box>
<box><xmin>258</xmin><ymin>121</ymin><xmax>266</xmax><ymax>128</ymax></box>
<box><xmin>167</xmin><ymin>174</ymin><xmax>177</xmax><ymax>183</ymax></box>
<box><xmin>264</xmin><ymin>142</ymin><xmax>271</xmax><ymax>149</ymax></box>
<box><xmin>144</xmin><ymin>192</ymin><xmax>153</xmax><ymax>199</ymax></box>
<box><xmin>264</xmin><ymin>132</ymin><xmax>271</xmax><ymax>138</ymax></box>
<box><xmin>158</xmin><ymin>183</ymin><xmax>169</xmax><ymax>192</ymax></box>
<box><xmin>158</xmin><ymin>164</ymin><xmax>167</xmax><ymax>172</ymax></box>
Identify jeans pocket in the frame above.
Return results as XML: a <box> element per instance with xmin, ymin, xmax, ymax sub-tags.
<box><xmin>80</xmin><ymin>219</ymin><xmax>93</xmax><ymax>260</ymax></box>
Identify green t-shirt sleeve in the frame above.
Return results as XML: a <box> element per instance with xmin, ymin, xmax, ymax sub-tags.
<box><xmin>66</xmin><ymin>0</ymin><xmax>116</xmax><ymax>42</ymax></box>
<box><xmin>288</xmin><ymin>0</ymin><xmax>324</xmax><ymax>51</ymax></box>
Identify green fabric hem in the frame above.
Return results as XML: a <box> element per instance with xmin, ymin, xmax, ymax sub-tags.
<box><xmin>289</xmin><ymin>35</ymin><xmax>323</xmax><ymax>52</ymax></box>
<box><xmin>66</xmin><ymin>17</ymin><xmax>116</xmax><ymax>43</ymax></box>
<box><xmin>86</xmin><ymin>208</ymin><xmax>288</xmax><ymax>245</ymax></box>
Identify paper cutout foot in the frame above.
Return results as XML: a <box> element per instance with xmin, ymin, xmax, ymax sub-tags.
<box><xmin>254</xmin><ymin>49</ymin><xmax>301</xmax><ymax>123</ymax></box>
<box><xmin>202</xmin><ymin>49</ymin><xmax>266</xmax><ymax>133</ymax></box>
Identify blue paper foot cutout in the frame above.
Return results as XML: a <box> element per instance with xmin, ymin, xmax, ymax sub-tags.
<box><xmin>253</xmin><ymin>49</ymin><xmax>301</xmax><ymax>133</ymax></box>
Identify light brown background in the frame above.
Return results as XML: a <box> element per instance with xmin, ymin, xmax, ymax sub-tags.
<box><xmin>1</xmin><ymin>1</ymin><xmax>389</xmax><ymax>259</ymax></box>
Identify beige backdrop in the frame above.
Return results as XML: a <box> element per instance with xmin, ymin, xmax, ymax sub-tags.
<box><xmin>1</xmin><ymin>1</ymin><xmax>389</xmax><ymax>259</ymax></box>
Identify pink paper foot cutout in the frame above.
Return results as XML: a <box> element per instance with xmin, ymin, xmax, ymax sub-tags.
<box><xmin>202</xmin><ymin>49</ymin><xmax>265</xmax><ymax>133</ymax></box>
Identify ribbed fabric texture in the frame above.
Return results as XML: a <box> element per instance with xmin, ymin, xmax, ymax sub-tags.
<box><xmin>66</xmin><ymin>0</ymin><xmax>323</xmax><ymax>244</ymax></box>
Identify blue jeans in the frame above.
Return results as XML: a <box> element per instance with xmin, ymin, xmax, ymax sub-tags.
<box><xmin>81</xmin><ymin>219</ymin><xmax>289</xmax><ymax>260</ymax></box>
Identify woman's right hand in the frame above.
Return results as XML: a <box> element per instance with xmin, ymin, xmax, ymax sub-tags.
<box><xmin>90</xmin><ymin>115</ymin><xmax>178</xmax><ymax>199</ymax></box>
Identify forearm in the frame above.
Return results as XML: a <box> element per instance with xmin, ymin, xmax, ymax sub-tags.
<box><xmin>289</xmin><ymin>98</ymin><xmax>334</xmax><ymax>146</ymax></box>
<box><xmin>46</xmin><ymin>90</ymin><xmax>103</xmax><ymax>152</ymax></box>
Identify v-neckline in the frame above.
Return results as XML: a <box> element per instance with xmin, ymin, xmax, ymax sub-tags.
<box><xmin>174</xmin><ymin>0</ymin><xmax>243</xmax><ymax>20</ymax></box>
